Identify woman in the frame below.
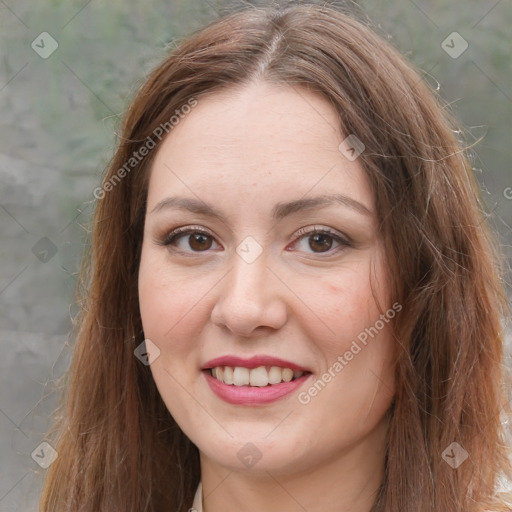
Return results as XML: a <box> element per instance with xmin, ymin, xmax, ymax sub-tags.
<box><xmin>39</xmin><ymin>2</ymin><xmax>511</xmax><ymax>511</ymax></box>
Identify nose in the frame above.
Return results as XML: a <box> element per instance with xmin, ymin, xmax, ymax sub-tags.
<box><xmin>210</xmin><ymin>250</ymin><xmax>288</xmax><ymax>337</ymax></box>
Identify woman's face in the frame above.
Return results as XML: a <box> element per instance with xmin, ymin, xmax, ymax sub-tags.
<box><xmin>138</xmin><ymin>81</ymin><xmax>396</xmax><ymax>476</ymax></box>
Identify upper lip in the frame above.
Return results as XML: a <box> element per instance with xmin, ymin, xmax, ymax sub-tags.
<box><xmin>202</xmin><ymin>355</ymin><xmax>310</xmax><ymax>372</ymax></box>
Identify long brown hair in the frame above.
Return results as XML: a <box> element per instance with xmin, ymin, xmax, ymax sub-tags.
<box><xmin>39</xmin><ymin>2</ymin><xmax>511</xmax><ymax>511</ymax></box>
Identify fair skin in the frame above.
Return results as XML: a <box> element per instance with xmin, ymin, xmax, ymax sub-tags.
<box><xmin>138</xmin><ymin>81</ymin><xmax>396</xmax><ymax>512</ymax></box>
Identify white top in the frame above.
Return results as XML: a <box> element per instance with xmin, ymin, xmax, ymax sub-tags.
<box><xmin>191</xmin><ymin>481</ymin><xmax>203</xmax><ymax>511</ymax></box>
<box><xmin>189</xmin><ymin>480</ymin><xmax>508</xmax><ymax>511</ymax></box>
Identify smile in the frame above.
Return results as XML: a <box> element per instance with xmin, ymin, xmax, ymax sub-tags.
<box><xmin>209</xmin><ymin>365</ymin><xmax>306</xmax><ymax>387</ymax></box>
<box><xmin>201</xmin><ymin>355</ymin><xmax>312</xmax><ymax>405</ymax></box>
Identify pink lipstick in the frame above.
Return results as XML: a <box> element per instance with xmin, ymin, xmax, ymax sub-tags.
<box><xmin>202</xmin><ymin>355</ymin><xmax>312</xmax><ymax>405</ymax></box>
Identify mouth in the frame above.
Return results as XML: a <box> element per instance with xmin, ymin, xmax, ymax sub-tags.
<box><xmin>206</xmin><ymin>365</ymin><xmax>309</xmax><ymax>387</ymax></box>
<box><xmin>201</xmin><ymin>356</ymin><xmax>312</xmax><ymax>405</ymax></box>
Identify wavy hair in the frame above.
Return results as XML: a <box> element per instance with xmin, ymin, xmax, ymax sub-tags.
<box><xmin>39</xmin><ymin>2</ymin><xmax>511</xmax><ymax>511</ymax></box>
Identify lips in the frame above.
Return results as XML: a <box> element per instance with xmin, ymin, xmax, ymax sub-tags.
<box><xmin>201</xmin><ymin>355</ymin><xmax>312</xmax><ymax>405</ymax></box>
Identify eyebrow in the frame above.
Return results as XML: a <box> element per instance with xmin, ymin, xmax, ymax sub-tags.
<box><xmin>150</xmin><ymin>193</ymin><xmax>373</xmax><ymax>220</ymax></box>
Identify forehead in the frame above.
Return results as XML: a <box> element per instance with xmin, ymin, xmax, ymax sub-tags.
<box><xmin>147</xmin><ymin>81</ymin><xmax>373</xmax><ymax>213</ymax></box>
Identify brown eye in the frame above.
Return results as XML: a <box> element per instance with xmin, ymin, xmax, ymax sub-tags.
<box><xmin>162</xmin><ymin>228</ymin><xmax>220</xmax><ymax>253</ymax></box>
<box><xmin>188</xmin><ymin>233</ymin><xmax>213</xmax><ymax>251</ymax></box>
<box><xmin>308</xmin><ymin>233</ymin><xmax>333</xmax><ymax>252</ymax></box>
<box><xmin>290</xmin><ymin>227</ymin><xmax>350</xmax><ymax>255</ymax></box>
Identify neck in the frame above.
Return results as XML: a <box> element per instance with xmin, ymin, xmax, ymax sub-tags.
<box><xmin>199</xmin><ymin>415</ymin><xmax>388</xmax><ymax>512</ymax></box>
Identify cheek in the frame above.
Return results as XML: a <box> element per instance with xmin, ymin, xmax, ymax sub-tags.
<box><xmin>298</xmin><ymin>255</ymin><xmax>395</xmax><ymax>410</ymax></box>
<box><xmin>325</xmin><ymin>279</ymin><xmax>371</xmax><ymax>317</ymax></box>
<box><xmin>138</xmin><ymin>258</ymin><xmax>207</xmax><ymax>350</ymax></box>
<box><xmin>138</xmin><ymin>262</ymin><xmax>206</xmax><ymax>406</ymax></box>
<box><xmin>306</xmin><ymin>267</ymin><xmax>384</xmax><ymax>351</ymax></box>
<box><xmin>318</xmin><ymin>267</ymin><xmax>396</xmax><ymax>408</ymax></box>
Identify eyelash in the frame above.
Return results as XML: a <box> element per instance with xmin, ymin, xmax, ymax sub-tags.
<box><xmin>158</xmin><ymin>225</ymin><xmax>351</xmax><ymax>257</ymax></box>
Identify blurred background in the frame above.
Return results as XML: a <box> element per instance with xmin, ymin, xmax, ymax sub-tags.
<box><xmin>0</xmin><ymin>0</ymin><xmax>511</xmax><ymax>510</ymax></box>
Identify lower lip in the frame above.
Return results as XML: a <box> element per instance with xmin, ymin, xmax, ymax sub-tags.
<box><xmin>203</xmin><ymin>371</ymin><xmax>311</xmax><ymax>405</ymax></box>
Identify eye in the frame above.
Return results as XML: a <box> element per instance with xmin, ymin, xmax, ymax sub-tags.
<box><xmin>158</xmin><ymin>225</ymin><xmax>351</xmax><ymax>256</ymax></box>
<box><xmin>161</xmin><ymin>226</ymin><xmax>221</xmax><ymax>253</ymax></box>
<box><xmin>290</xmin><ymin>227</ymin><xmax>350</xmax><ymax>255</ymax></box>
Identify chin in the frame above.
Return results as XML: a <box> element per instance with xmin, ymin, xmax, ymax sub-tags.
<box><xmin>195</xmin><ymin>431</ymin><xmax>315</xmax><ymax>475</ymax></box>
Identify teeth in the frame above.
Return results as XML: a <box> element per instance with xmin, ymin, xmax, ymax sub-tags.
<box><xmin>210</xmin><ymin>365</ymin><xmax>305</xmax><ymax>387</ymax></box>
<box><xmin>282</xmin><ymin>368</ymin><xmax>293</xmax><ymax>382</ymax></box>
<box><xmin>249</xmin><ymin>366</ymin><xmax>269</xmax><ymax>387</ymax></box>
<box><xmin>223</xmin><ymin>366</ymin><xmax>234</xmax><ymax>385</ymax></box>
<box><xmin>233</xmin><ymin>367</ymin><xmax>250</xmax><ymax>386</ymax></box>
<box><xmin>268</xmin><ymin>366</ymin><xmax>282</xmax><ymax>384</ymax></box>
